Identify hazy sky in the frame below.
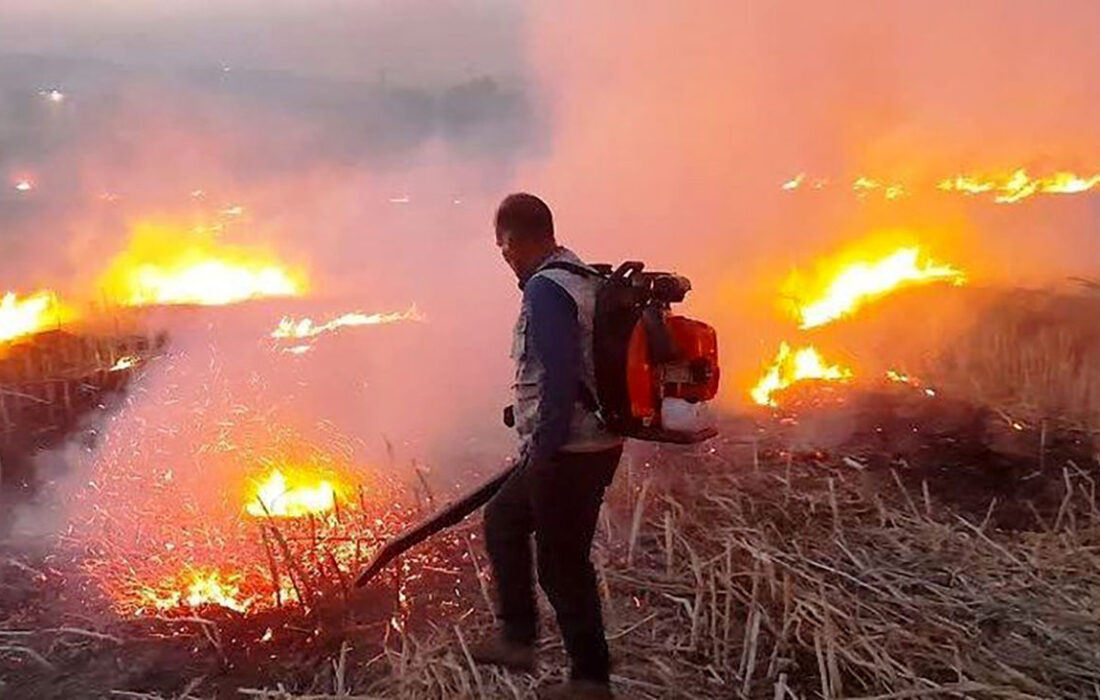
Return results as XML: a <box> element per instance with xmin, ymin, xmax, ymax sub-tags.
<box><xmin>0</xmin><ymin>0</ymin><xmax>525</xmax><ymax>84</ymax></box>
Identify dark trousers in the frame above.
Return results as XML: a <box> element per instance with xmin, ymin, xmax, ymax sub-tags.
<box><xmin>484</xmin><ymin>446</ymin><xmax>622</xmax><ymax>682</ymax></box>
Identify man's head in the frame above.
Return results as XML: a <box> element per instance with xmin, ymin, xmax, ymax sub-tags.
<box><xmin>495</xmin><ymin>193</ymin><xmax>557</xmax><ymax>281</ymax></box>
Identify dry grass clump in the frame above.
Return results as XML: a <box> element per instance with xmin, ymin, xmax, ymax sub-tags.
<box><xmin>933</xmin><ymin>284</ymin><xmax>1100</xmax><ymax>427</ymax></box>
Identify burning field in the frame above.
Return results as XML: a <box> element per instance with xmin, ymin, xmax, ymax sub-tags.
<box><xmin>2</xmin><ymin>206</ymin><xmax>1098</xmax><ymax>698</ymax></box>
<box><xmin>4</xmin><ymin>1</ymin><xmax>1100</xmax><ymax>698</ymax></box>
<box><xmin>4</xmin><ymin>326</ymin><xmax>1100</xmax><ymax>700</ymax></box>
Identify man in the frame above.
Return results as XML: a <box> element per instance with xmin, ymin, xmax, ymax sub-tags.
<box><xmin>471</xmin><ymin>193</ymin><xmax>623</xmax><ymax>699</ymax></box>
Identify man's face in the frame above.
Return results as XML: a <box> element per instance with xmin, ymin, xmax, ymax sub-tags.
<box><xmin>496</xmin><ymin>227</ymin><xmax>533</xmax><ymax>280</ymax></box>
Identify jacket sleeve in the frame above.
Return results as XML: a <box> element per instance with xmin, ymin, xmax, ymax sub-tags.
<box><xmin>523</xmin><ymin>275</ymin><xmax>581</xmax><ymax>462</ymax></box>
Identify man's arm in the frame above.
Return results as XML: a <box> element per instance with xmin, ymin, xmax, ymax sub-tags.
<box><xmin>524</xmin><ymin>275</ymin><xmax>581</xmax><ymax>462</ymax></box>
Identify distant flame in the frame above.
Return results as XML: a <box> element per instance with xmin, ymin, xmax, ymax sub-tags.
<box><xmin>791</xmin><ymin>247</ymin><xmax>965</xmax><ymax>329</ymax></box>
<box><xmin>99</xmin><ymin>222</ymin><xmax>306</xmax><ymax>306</ymax></box>
<box><xmin>13</xmin><ymin>180</ymin><xmax>32</xmax><ymax>192</ymax></box>
<box><xmin>0</xmin><ymin>290</ymin><xmax>70</xmax><ymax>343</ymax></box>
<box><xmin>852</xmin><ymin>177</ymin><xmax>907</xmax><ymax>200</ymax></box>
<box><xmin>751</xmin><ymin>342</ymin><xmax>852</xmax><ymax>407</ymax></box>
<box><xmin>271</xmin><ymin>306</ymin><xmax>424</xmax><ymax>340</ymax></box>
<box><xmin>938</xmin><ymin>169</ymin><xmax>1100</xmax><ymax>203</ymax></box>
<box><xmin>781</xmin><ymin>168</ymin><xmax>1100</xmax><ymax>202</ymax></box>
<box><xmin>246</xmin><ymin>469</ymin><xmax>338</xmax><ymax>518</ymax></box>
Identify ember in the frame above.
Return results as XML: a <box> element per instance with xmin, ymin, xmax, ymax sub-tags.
<box><xmin>67</xmin><ymin>347</ymin><xmax>415</xmax><ymax>618</ymax></box>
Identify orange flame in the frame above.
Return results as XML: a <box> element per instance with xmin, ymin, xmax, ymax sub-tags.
<box><xmin>0</xmin><ymin>290</ymin><xmax>71</xmax><ymax>343</ymax></box>
<box><xmin>246</xmin><ymin>468</ymin><xmax>338</xmax><ymax>518</ymax></box>
<box><xmin>138</xmin><ymin>569</ymin><xmax>254</xmax><ymax>613</ymax></box>
<box><xmin>753</xmin><ymin>244</ymin><xmax>966</xmax><ymax>407</ymax></box>
<box><xmin>750</xmin><ymin>342</ymin><xmax>852</xmax><ymax>407</ymax></box>
<box><xmin>789</xmin><ymin>247</ymin><xmax>965</xmax><ymax>329</ymax></box>
<box><xmin>99</xmin><ymin>222</ymin><xmax>306</xmax><ymax>306</ymax></box>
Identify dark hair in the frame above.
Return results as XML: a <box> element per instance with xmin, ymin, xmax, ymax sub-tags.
<box><xmin>495</xmin><ymin>193</ymin><xmax>554</xmax><ymax>242</ymax></box>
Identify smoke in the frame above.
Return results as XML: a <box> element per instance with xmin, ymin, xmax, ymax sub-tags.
<box><xmin>0</xmin><ymin>1</ymin><xmax>524</xmax><ymax>85</ymax></box>
<box><xmin>0</xmin><ymin>3</ymin><xmax>541</xmax><ymax>549</ymax></box>
<box><xmin>4</xmin><ymin>0</ymin><xmax>1100</xmax><ymax>544</ymax></box>
<box><xmin>511</xmin><ymin>0</ymin><xmax>1100</xmax><ymax>404</ymax></box>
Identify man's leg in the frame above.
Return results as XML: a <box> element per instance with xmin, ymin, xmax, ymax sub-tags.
<box><xmin>483</xmin><ymin>461</ymin><xmax>538</xmax><ymax>646</ymax></box>
<box><xmin>532</xmin><ymin>447</ymin><xmax>622</xmax><ymax>682</ymax></box>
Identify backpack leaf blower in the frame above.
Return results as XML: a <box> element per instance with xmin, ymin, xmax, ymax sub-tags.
<box><xmin>356</xmin><ymin>261</ymin><xmax>719</xmax><ymax>587</ymax></box>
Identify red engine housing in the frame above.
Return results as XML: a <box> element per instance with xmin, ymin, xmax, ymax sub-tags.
<box><xmin>625</xmin><ymin>315</ymin><xmax>720</xmax><ymax>424</ymax></box>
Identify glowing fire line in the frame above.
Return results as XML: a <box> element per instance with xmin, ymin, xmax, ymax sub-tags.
<box><xmin>271</xmin><ymin>306</ymin><xmax>424</xmax><ymax>341</ymax></box>
<box><xmin>782</xmin><ymin>168</ymin><xmax>1100</xmax><ymax>202</ymax></box>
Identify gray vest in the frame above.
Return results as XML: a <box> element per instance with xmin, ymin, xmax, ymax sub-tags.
<box><xmin>512</xmin><ymin>248</ymin><xmax>624</xmax><ymax>453</ymax></box>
